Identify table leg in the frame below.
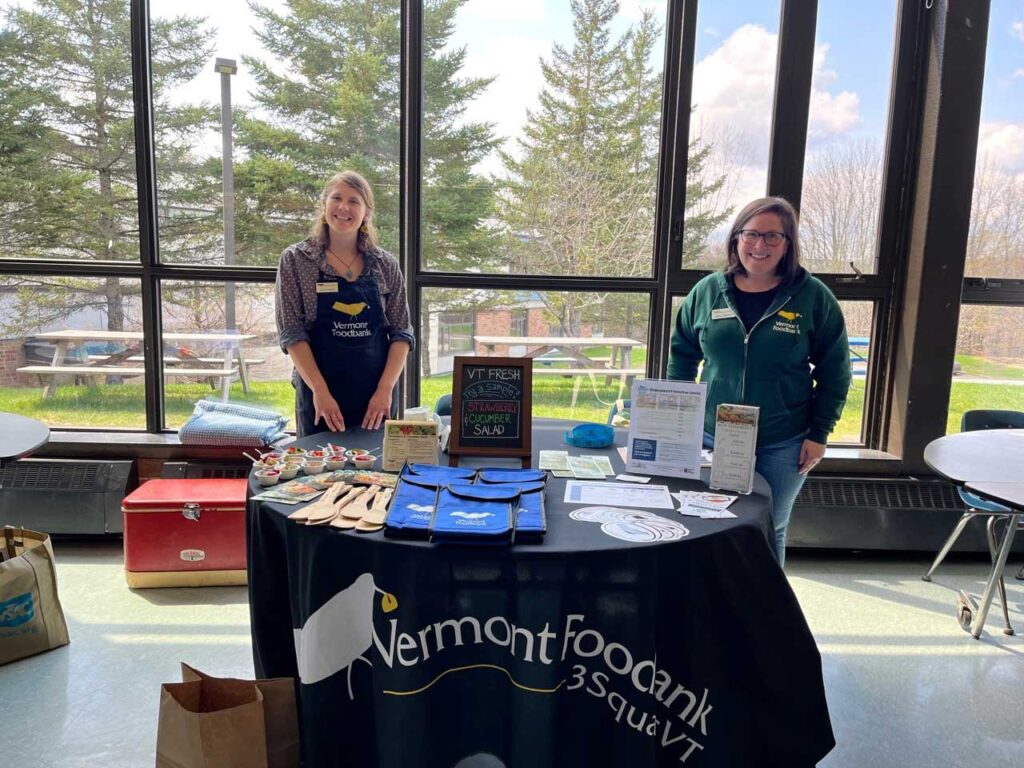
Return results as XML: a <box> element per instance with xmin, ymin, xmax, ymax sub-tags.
<box><xmin>220</xmin><ymin>348</ymin><xmax>233</xmax><ymax>401</ymax></box>
<box><xmin>43</xmin><ymin>342</ymin><xmax>70</xmax><ymax>398</ymax></box>
<box><xmin>970</xmin><ymin>513</ymin><xmax>1020</xmax><ymax>638</ymax></box>
<box><xmin>236</xmin><ymin>346</ymin><xmax>251</xmax><ymax>395</ymax></box>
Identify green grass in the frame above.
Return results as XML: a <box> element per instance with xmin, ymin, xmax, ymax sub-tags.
<box><xmin>1</xmin><ymin>361</ymin><xmax>1016</xmax><ymax>441</ymax></box>
<box><xmin>955</xmin><ymin>354</ymin><xmax>1024</xmax><ymax>381</ymax></box>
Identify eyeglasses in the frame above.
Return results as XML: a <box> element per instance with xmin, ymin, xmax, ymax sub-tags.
<box><xmin>737</xmin><ymin>229</ymin><xmax>788</xmax><ymax>247</ymax></box>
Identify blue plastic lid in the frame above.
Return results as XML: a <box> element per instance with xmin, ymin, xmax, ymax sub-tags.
<box><xmin>563</xmin><ymin>423</ymin><xmax>615</xmax><ymax>449</ymax></box>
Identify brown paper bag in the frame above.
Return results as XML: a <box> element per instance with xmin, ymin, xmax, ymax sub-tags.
<box><xmin>0</xmin><ymin>526</ymin><xmax>70</xmax><ymax>666</ymax></box>
<box><xmin>155</xmin><ymin>663</ymin><xmax>300</xmax><ymax>768</ymax></box>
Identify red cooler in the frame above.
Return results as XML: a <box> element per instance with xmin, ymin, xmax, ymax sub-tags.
<box><xmin>122</xmin><ymin>478</ymin><xmax>248</xmax><ymax>588</ymax></box>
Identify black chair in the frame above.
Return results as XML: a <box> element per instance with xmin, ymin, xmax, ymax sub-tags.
<box><xmin>922</xmin><ymin>409</ymin><xmax>1024</xmax><ymax>634</ymax></box>
<box><xmin>435</xmin><ymin>393</ymin><xmax>452</xmax><ymax>417</ymax></box>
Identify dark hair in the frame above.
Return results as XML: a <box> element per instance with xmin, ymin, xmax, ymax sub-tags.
<box><xmin>309</xmin><ymin>170</ymin><xmax>379</xmax><ymax>254</ymax></box>
<box><xmin>724</xmin><ymin>196</ymin><xmax>802</xmax><ymax>282</ymax></box>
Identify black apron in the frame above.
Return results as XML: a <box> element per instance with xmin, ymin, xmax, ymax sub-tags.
<box><xmin>295</xmin><ymin>268</ymin><xmax>391</xmax><ymax>436</ymax></box>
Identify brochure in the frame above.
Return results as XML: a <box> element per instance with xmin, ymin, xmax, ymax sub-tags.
<box><xmin>625</xmin><ymin>378</ymin><xmax>706</xmax><ymax>480</ymax></box>
<box><xmin>563</xmin><ymin>480</ymin><xmax>675</xmax><ymax>510</ymax></box>
<box><xmin>383</xmin><ymin>419</ymin><xmax>439</xmax><ymax>471</ymax></box>
<box><xmin>709</xmin><ymin>404</ymin><xmax>759</xmax><ymax>494</ymax></box>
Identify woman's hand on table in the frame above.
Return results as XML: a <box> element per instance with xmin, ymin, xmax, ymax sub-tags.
<box><xmin>313</xmin><ymin>387</ymin><xmax>345</xmax><ymax>432</ymax></box>
<box><xmin>798</xmin><ymin>439</ymin><xmax>826</xmax><ymax>475</ymax></box>
<box><xmin>362</xmin><ymin>386</ymin><xmax>392</xmax><ymax>430</ymax></box>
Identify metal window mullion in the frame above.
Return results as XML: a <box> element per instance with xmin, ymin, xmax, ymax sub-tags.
<box><xmin>402</xmin><ymin>0</ymin><xmax>423</xmax><ymax>411</ymax></box>
<box><xmin>766</xmin><ymin>0</ymin><xmax>818</xmax><ymax>208</ymax></box>
<box><xmin>130</xmin><ymin>0</ymin><xmax>163</xmax><ymax>432</ymax></box>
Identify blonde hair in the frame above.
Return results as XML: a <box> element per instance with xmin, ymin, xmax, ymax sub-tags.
<box><xmin>309</xmin><ymin>170</ymin><xmax>379</xmax><ymax>254</ymax></box>
<box><xmin>724</xmin><ymin>196</ymin><xmax>802</xmax><ymax>282</ymax></box>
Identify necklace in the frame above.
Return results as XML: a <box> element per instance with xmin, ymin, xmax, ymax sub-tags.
<box><xmin>326</xmin><ymin>247</ymin><xmax>360</xmax><ymax>280</ymax></box>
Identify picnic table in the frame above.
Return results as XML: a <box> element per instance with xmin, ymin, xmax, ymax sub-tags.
<box><xmin>473</xmin><ymin>334</ymin><xmax>646</xmax><ymax>409</ymax></box>
<box><xmin>17</xmin><ymin>329</ymin><xmax>261</xmax><ymax>401</ymax></box>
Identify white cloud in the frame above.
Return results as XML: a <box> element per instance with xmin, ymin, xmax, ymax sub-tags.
<box><xmin>977</xmin><ymin>122</ymin><xmax>1024</xmax><ymax>174</ymax></box>
<box><xmin>690</xmin><ymin>25</ymin><xmax>861</xmax><ymax>165</ymax></box>
<box><xmin>1015</xmin><ymin>68</ymin><xmax>1024</xmax><ymax>79</ymax></box>
<box><xmin>704</xmin><ymin>27</ymin><xmax>721</xmax><ymax>39</ymax></box>
<box><xmin>461</xmin><ymin>0</ymin><xmax>546</xmax><ymax>23</ymax></box>
<box><xmin>1012</xmin><ymin>20</ymin><xmax>1024</xmax><ymax>42</ymax></box>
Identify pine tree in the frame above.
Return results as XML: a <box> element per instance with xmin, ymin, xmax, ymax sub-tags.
<box><xmin>0</xmin><ymin>0</ymin><xmax>218</xmax><ymax>335</ymax></box>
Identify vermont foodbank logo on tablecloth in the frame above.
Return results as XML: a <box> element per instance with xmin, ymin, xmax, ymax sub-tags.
<box><xmin>294</xmin><ymin>573</ymin><xmax>712</xmax><ymax>762</ymax></box>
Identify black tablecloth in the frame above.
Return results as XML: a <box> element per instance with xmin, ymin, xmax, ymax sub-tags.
<box><xmin>248</xmin><ymin>421</ymin><xmax>834</xmax><ymax>768</ymax></box>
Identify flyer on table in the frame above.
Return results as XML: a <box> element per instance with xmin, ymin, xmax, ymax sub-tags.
<box><xmin>709</xmin><ymin>404</ymin><xmax>759</xmax><ymax>494</ymax></box>
<box><xmin>625</xmin><ymin>378</ymin><xmax>706</xmax><ymax>480</ymax></box>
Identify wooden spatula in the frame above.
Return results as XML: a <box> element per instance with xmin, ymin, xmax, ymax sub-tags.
<box><xmin>329</xmin><ymin>487</ymin><xmax>368</xmax><ymax>529</ymax></box>
<box><xmin>304</xmin><ymin>483</ymin><xmax>350</xmax><ymax>525</ymax></box>
<box><xmin>289</xmin><ymin>482</ymin><xmax>346</xmax><ymax>522</ymax></box>
<box><xmin>342</xmin><ymin>485</ymin><xmax>379</xmax><ymax>520</ymax></box>
<box><xmin>360</xmin><ymin>487</ymin><xmax>394</xmax><ymax>527</ymax></box>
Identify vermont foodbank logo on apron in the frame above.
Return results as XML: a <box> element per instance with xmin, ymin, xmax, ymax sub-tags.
<box><xmin>331</xmin><ymin>300</ymin><xmax>373</xmax><ymax>339</ymax></box>
<box><xmin>295</xmin><ymin>573</ymin><xmax>713</xmax><ymax>762</ymax></box>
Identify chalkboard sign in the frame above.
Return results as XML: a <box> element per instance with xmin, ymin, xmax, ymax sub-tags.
<box><xmin>448</xmin><ymin>356</ymin><xmax>533</xmax><ymax>467</ymax></box>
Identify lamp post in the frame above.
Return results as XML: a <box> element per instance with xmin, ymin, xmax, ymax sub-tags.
<box><xmin>215</xmin><ymin>57</ymin><xmax>238</xmax><ymax>332</ymax></box>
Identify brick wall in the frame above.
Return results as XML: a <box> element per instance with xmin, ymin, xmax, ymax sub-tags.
<box><xmin>474</xmin><ymin>310</ymin><xmax>512</xmax><ymax>354</ymax></box>
<box><xmin>0</xmin><ymin>339</ymin><xmax>31</xmax><ymax>387</ymax></box>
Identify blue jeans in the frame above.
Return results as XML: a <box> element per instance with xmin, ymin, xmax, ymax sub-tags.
<box><xmin>704</xmin><ymin>431</ymin><xmax>807</xmax><ymax>567</ymax></box>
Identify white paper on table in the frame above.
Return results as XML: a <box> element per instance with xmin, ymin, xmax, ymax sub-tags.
<box><xmin>539</xmin><ymin>450</ymin><xmax>570</xmax><ymax>470</ymax></box>
<box><xmin>625</xmin><ymin>379</ymin><xmax>706</xmax><ymax>480</ymax></box>
<box><xmin>563</xmin><ymin>480</ymin><xmax>674</xmax><ymax>509</ymax></box>
<box><xmin>616</xmin><ymin>474</ymin><xmax>651</xmax><ymax>483</ymax></box>
<box><xmin>567</xmin><ymin>456</ymin><xmax>607</xmax><ymax>479</ymax></box>
<box><xmin>582</xmin><ymin>455</ymin><xmax>616</xmax><ymax>476</ymax></box>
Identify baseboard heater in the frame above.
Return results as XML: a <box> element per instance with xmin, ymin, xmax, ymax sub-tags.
<box><xmin>0</xmin><ymin>459</ymin><xmax>135</xmax><ymax>535</ymax></box>
<box><xmin>789</xmin><ymin>475</ymin><xmax>1024</xmax><ymax>553</ymax></box>
<box><xmin>160</xmin><ymin>461</ymin><xmax>250</xmax><ymax>479</ymax></box>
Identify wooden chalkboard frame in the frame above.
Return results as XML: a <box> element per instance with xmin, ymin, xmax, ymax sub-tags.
<box><xmin>448</xmin><ymin>356</ymin><xmax>533</xmax><ymax>467</ymax></box>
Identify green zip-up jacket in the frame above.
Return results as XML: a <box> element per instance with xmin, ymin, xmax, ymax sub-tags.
<box><xmin>667</xmin><ymin>269</ymin><xmax>851</xmax><ymax>447</ymax></box>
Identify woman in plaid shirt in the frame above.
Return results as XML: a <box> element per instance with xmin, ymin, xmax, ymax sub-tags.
<box><xmin>275</xmin><ymin>171</ymin><xmax>414</xmax><ymax>436</ymax></box>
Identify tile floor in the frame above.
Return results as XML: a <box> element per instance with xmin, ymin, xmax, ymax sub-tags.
<box><xmin>1</xmin><ymin>542</ymin><xmax>1022</xmax><ymax>767</ymax></box>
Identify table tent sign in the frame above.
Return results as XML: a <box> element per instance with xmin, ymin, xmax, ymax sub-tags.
<box><xmin>709</xmin><ymin>404</ymin><xmax>759</xmax><ymax>495</ymax></box>
<box><xmin>625</xmin><ymin>379</ymin><xmax>706</xmax><ymax>480</ymax></box>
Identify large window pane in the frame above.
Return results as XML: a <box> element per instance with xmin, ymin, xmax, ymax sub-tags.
<box><xmin>152</xmin><ymin>0</ymin><xmax>401</xmax><ymax>267</ymax></box>
<box><xmin>684</xmin><ymin>1</ymin><xmax>780</xmax><ymax>269</ymax></box>
<box><xmin>965</xmin><ymin>4</ymin><xmax>1024</xmax><ymax>279</ymax></box>
<box><xmin>0</xmin><ymin>276</ymin><xmax>145</xmax><ymax>428</ymax></box>
<box><xmin>419</xmin><ymin>287</ymin><xmax>649</xmax><ymax>424</ymax></box>
<box><xmin>948</xmin><ymin>305</ymin><xmax>1024</xmax><ymax>434</ymax></box>
<box><xmin>160</xmin><ymin>280</ymin><xmax>292</xmax><ymax>430</ymax></box>
<box><xmin>799</xmin><ymin>1</ymin><xmax>898</xmax><ymax>276</ymax></box>
<box><xmin>424</xmin><ymin>0</ymin><xmax>667</xmax><ymax>278</ymax></box>
<box><xmin>0</xmin><ymin>0</ymin><xmax>139</xmax><ymax>262</ymax></box>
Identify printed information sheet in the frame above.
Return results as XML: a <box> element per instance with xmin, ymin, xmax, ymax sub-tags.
<box><xmin>625</xmin><ymin>378</ymin><xmax>706</xmax><ymax>480</ymax></box>
<box><xmin>382</xmin><ymin>419</ymin><xmax>439</xmax><ymax>471</ymax></box>
<box><xmin>709</xmin><ymin>404</ymin><xmax>759</xmax><ymax>494</ymax></box>
<box><xmin>563</xmin><ymin>480</ymin><xmax>675</xmax><ymax>510</ymax></box>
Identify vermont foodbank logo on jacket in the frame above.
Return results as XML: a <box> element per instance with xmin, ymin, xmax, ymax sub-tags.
<box><xmin>295</xmin><ymin>573</ymin><xmax>713</xmax><ymax>762</ymax></box>
<box><xmin>772</xmin><ymin>309</ymin><xmax>802</xmax><ymax>335</ymax></box>
<box><xmin>331</xmin><ymin>300</ymin><xmax>372</xmax><ymax>339</ymax></box>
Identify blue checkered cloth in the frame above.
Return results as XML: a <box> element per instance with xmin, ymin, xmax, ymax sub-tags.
<box><xmin>179</xmin><ymin>399</ymin><xmax>289</xmax><ymax>447</ymax></box>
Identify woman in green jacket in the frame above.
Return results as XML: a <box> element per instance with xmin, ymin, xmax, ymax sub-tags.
<box><xmin>668</xmin><ymin>197</ymin><xmax>851</xmax><ymax>565</ymax></box>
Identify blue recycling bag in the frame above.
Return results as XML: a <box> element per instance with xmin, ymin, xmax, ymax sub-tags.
<box><xmin>401</xmin><ymin>464</ymin><xmax>477</xmax><ymax>483</ymax></box>
<box><xmin>430</xmin><ymin>485</ymin><xmax>519</xmax><ymax>545</ymax></box>
<box><xmin>384</xmin><ymin>476</ymin><xmax>441</xmax><ymax>538</ymax></box>
<box><xmin>477</xmin><ymin>468</ymin><xmax>547</xmax><ymax>484</ymax></box>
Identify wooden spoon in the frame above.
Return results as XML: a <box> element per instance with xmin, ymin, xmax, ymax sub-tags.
<box><xmin>287</xmin><ymin>483</ymin><xmax>344</xmax><ymax>522</ymax></box>
<box><xmin>329</xmin><ymin>487</ymin><xmax>368</xmax><ymax>528</ymax></box>
<box><xmin>360</xmin><ymin>487</ymin><xmax>394</xmax><ymax>527</ymax></box>
<box><xmin>342</xmin><ymin>485</ymin><xmax>379</xmax><ymax>521</ymax></box>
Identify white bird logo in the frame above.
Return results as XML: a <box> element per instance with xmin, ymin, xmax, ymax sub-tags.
<box><xmin>408</xmin><ymin>503</ymin><xmax>435</xmax><ymax>512</ymax></box>
<box><xmin>293</xmin><ymin>572</ymin><xmax>397</xmax><ymax>697</ymax></box>
<box><xmin>450</xmin><ymin>511</ymin><xmax>493</xmax><ymax>520</ymax></box>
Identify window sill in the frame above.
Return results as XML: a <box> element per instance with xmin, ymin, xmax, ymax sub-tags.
<box><xmin>36</xmin><ymin>431</ymin><xmax>259</xmax><ymax>461</ymax></box>
<box><xmin>820</xmin><ymin>447</ymin><xmax>903</xmax><ymax>475</ymax></box>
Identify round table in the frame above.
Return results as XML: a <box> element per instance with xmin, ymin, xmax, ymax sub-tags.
<box><xmin>0</xmin><ymin>413</ymin><xmax>50</xmax><ymax>488</ymax></box>
<box><xmin>924</xmin><ymin>430</ymin><xmax>1024</xmax><ymax>638</ymax></box>
<box><xmin>247</xmin><ymin>420</ymin><xmax>834</xmax><ymax>768</ymax></box>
